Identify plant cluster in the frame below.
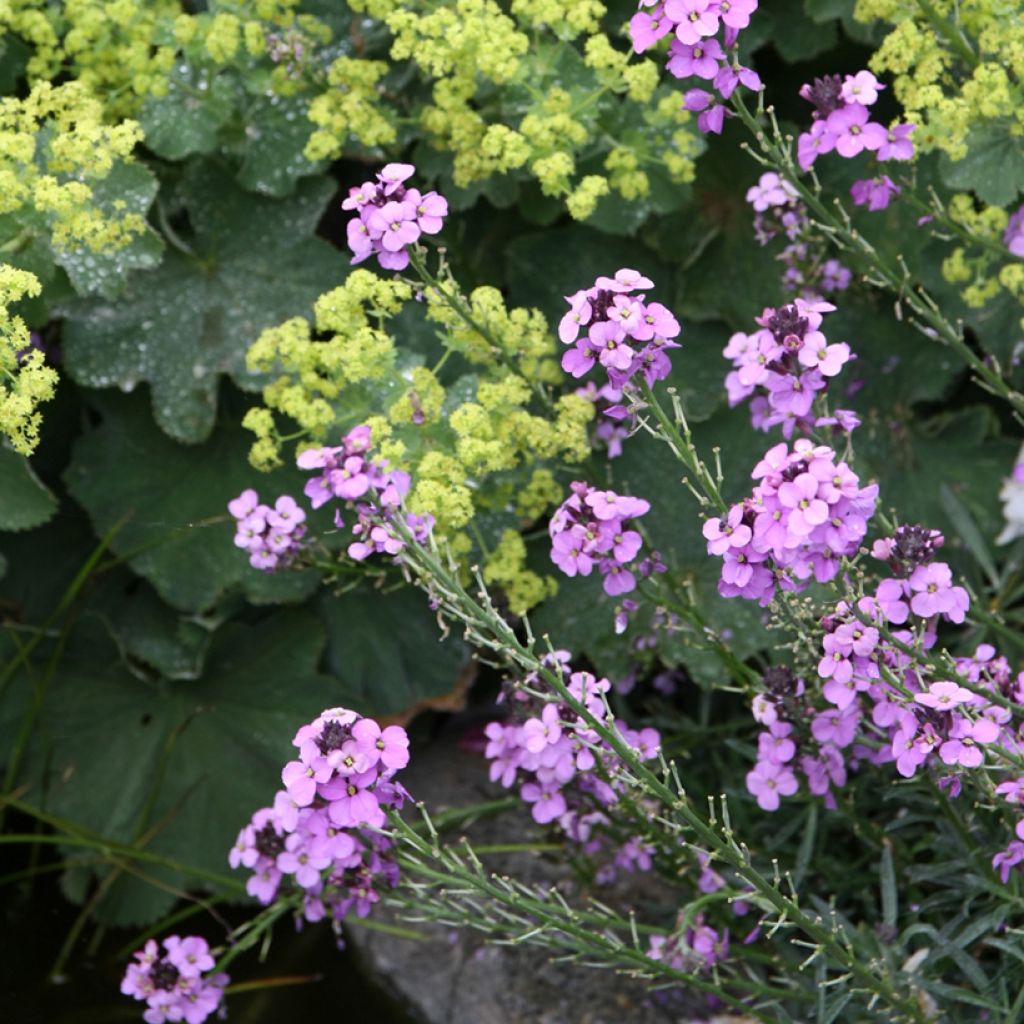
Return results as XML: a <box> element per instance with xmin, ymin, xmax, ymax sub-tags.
<box><xmin>5</xmin><ymin>2</ymin><xmax>1024</xmax><ymax>1023</ymax></box>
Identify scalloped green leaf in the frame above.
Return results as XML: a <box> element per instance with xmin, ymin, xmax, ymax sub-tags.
<box><xmin>53</xmin><ymin>161</ymin><xmax>165</xmax><ymax>299</ymax></box>
<box><xmin>940</xmin><ymin>122</ymin><xmax>1024</xmax><ymax>207</ymax></box>
<box><xmin>236</xmin><ymin>94</ymin><xmax>326</xmax><ymax>197</ymax></box>
<box><xmin>138</xmin><ymin>69</ymin><xmax>236</xmax><ymax>161</ymax></box>
<box><xmin>8</xmin><ymin>612</ymin><xmax>341</xmax><ymax>926</ymax></box>
<box><xmin>317</xmin><ymin>587</ymin><xmax>471</xmax><ymax>719</ymax></box>
<box><xmin>61</xmin><ymin>164</ymin><xmax>340</xmax><ymax>443</ymax></box>
<box><xmin>63</xmin><ymin>390</ymin><xmax>319</xmax><ymax>613</ymax></box>
<box><xmin>0</xmin><ymin>447</ymin><xmax>58</xmax><ymax>532</ymax></box>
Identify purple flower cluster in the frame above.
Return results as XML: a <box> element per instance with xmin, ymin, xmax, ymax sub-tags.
<box><xmin>230</xmin><ymin>707</ymin><xmax>408</xmax><ymax>929</ymax></box>
<box><xmin>647</xmin><ymin>913</ymin><xmax>730</xmax><ymax>974</ymax></box>
<box><xmin>630</xmin><ymin>0</ymin><xmax>762</xmax><ymax>134</ymax></box>
<box><xmin>723</xmin><ymin>298</ymin><xmax>859</xmax><ymax>437</ymax></box>
<box><xmin>870</xmin><ymin>525</ymin><xmax>969</xmax><ymax>627</ymax></box>
<box><xmin>1004</xmin><ymin>204</ymin><xmax>1024</xmax><ymax>258</ymax></box>
<box><xmin>121</xmin><ymin>936</ymin><xmax>228</xmax><ymax>1024</ymax></box>
<box><xmin>484</xmin><ymin>653</ymin><xmax>662</xmax><ymax>882</ymax></box>
<box><xmin>744</xmin><ymin>525</ymin><xmax>1024</xmax><ymax>845</ymax></box>
<box><xmin>228</xmin><ymin>489</ymin><xmax>307</xmax><ymax>570</ymax></box>
<box><xmin>703</xmin><ymin>439</ymin><xmax>878</xmax><ymax>605</ymax></box>
<box><xmin>745</xmin><ymin>172</ymin><xmax>852</xmax><ymax>300</ymax></box>
<box><xmin>559</xmin><ymin>269</ymin><xmax>681</xmax><ymax>390</ymax></box>
<box><xmin>796</xmin><ymin>71</ymin><xmax>914</xmax><ymax>212</ymax></box>
<box><xmin>549</xmin><ymin>480</ymin><xmax>665</xmax><ymax>597</ymax></box>
<box><xmin>343</xmin><ymin>163</ymin><xmax>448</xmax><ymax>271</ymax></box>
<box><xmin>296</xmin><ymin>424</ymin><xmax>433</xmax><ymax>563</ymax></box>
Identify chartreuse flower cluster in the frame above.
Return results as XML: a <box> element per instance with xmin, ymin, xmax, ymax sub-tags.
<box><xmin>0</xmin><ymin>264</ymin><xmax>56</xmax><ymax>456</ymax></box>
<box><xmin>244</xmin><ymin>168</ymin><xmax>593</xmax><ymax>613</ymax></box>
<box><xmin>853</xmin><ymin>0</ymin><xmax>1024</xmax><ymax>162</ymax></box>
<box><xmin>2</xmin><ymin>0</ymin><xmax>395</xmax><ymax>162</ymax></box>
<box><xmin>0</xmin><ymin>80</ymin><xmax>145</xmax><ymax>255</ymax></box>
<box><xmin>2</xmin><ymin>0</ymin><xmax>333</xmax><ymax>115</ymax></box>
<box><xmin>345</xmin><ymin>0</ymin><xmax>703</xmax><ymax>218</ymax></box>
<box><xmin>938</xmin><ymin>195</ymin><xmax>1024</xmax><ymax>312</ymax></box>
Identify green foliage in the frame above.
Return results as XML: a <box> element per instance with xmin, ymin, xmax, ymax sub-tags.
<box><xmin>318</xmin><ymin>587</ymin><xmax>470</xmax><ymax>717</ymax></box>
<box><xmin>3</xmin><ymin>2</ymin><xmax>1024</xmax><ymax>1009</ymax></box>
<box><xmin>939</xmin><ymin>123</ymin><xmax>1024</xmax><ymax>208</ymax></box>
<box><xmin>61</xmin><ymin>166</ymin><xmax>339</xmax><ymax>442</ymax></box>
<box><xmin>0</xmin><ymin>446</ymin><xmax>57</xmax><ymax>531</ymax></box>
<box><xmin>7</xmin><ymin>612</ymin><xmax>341</xmax><ymax>926</ymax></box>
<box><xmin>63</xmin><ymin>391</ymin><xmax>319</xmax><ymax>612</ymax></box>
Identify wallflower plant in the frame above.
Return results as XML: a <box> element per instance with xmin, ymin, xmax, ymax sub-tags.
<box><xmin>6</xmin><ymin>3</ymin><xmax>1024</xmax><ymax>1023</ymax></box>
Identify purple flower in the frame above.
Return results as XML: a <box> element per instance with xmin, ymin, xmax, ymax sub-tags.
<box><xmin>664</xmin><ymin>0</ymin><xmax>720</xmax><ymax>44</ymax></box>
<box><xmin>850</xmin><ymin>175</ymin><xmax>900</xmax><ymax>211</ymax></box>
<box><xmin>716</xmin><ymin>0</ymin><xmax>758</xmax><ymax>30</ymax></box>
<box><xmin>840</xmin><ymin>71</ymin><xmax>883</xmax><ymax>106</ymax></box>
<box><xmin>630</xmin><ymin>7</ymin><xmax>673</xmax><ymax>51</ymax></box>
<box><xmin>121</xmin><ymin>937</ymin><xmax>228</xmax><ymax>1024</ymax></box>
<box><xmin>797</xmin><ymin>120</ymin><xmax>835</xmax><ymax>170</ymax></box>
<box><xmin>825</xmin><ymin>103</ymin><xmax>887</xmax><ymax>158</ymax></box>
<box><xmin>878</xmin><ymin>122</ymin><xmax>915</xmax><ymax>161</ymax></box>
<box><xmin>666</xmin><ymin>37</ymin><xmax>723</xmax><ymax>80</ymax></box>
<box><xmin>907</xmin><ymin>562</ymin><xmax>969</xmax><ymax>622</ymax></box>
<box><xmin>351</xmin><ymin>718</ymin><xmax>411</xmax><ymax>771</ymax></box>
<box><xmin>1005</xmin><ymin>205</ymin><xmax>1024</xmax><ymax>258</ymax></box>
<box><xmin>521</xmin><ymin>781</ymin><xmax>567</xmax><ymax>824</ymax></box>
<box><xmin>746</xmin><ymin>760</ymin><xmax>799</xmax><ymax>811</ymax></box>
<box><xmin>913</xmin><ymin>680</ymin><xmax>973</xmax><ymax>710</ymax></box>
<box><xmin>342</xmin><ymin>164</ymin><xmax>449</xmax><ymax>269</ymax></box>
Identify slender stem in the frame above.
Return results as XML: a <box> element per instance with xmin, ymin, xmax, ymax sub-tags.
<box><xmin>636</xmin><ymin>380</ymin><xmax>728</xmax><ymax>514</ymax></box>
<box><xmin>388</xmin><ymin>526</ymin><xmax>930</xmax><ymax>1022</ymax></box>
<box><xmin>914</xmin><ymin>0</ymin><xmax>978</xmax><ymax>67</ymax></box>
<box><xmin>730</xmin><ymin>94</ymin><xmax>1024</xmax><ymax>422</ymax></box>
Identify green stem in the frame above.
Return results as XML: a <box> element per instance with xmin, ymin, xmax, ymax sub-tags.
<box><xmin>391</xmin><ymin>528</ymin><xmax>931</xmax><ymax>1022</ymax></box>
<box><xmin>730</xmin><ymin>94</ymin><xmax>1024</xmax><ymax>422</ymax></box>
<box><xmin>914</xmin><ymin>0</ymin><xmax>978</xmax><ymax>67</ymax></box>
<box><xmin>636</xmin><ymin>380</ymin><xmax>728</xmax><ymax>514</ymax></box>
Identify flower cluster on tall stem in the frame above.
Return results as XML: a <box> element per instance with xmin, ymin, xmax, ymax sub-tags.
<box><xmin>796</xmin><ymin>71</ymin><xmax>914</xmax><ymax>212</ymax></box>
<box><xmin>343</xmin><ymin>163</ymin><xmax>448</xmax><ymax>271</ymax></box>
<box><xmin>745</xmin><ymin>172</ymin><xmax>852</xmax><ymax>299</ymax></box>
<box><xmin>297</xmin><ymin>423</ymin><xmax>433</xmax><ymax>562</ymax></box>
<box><xmin>230</xmin><ymin>707</ymin><xmax>409</xmax><ymax>930</ymax></box>
<box><xmin>703</xmin><ymin>439</ymin><xmax>877</xmax><ymax>604</ymax></box>
<box><xmin>121</xmin><ymin>936</ymin><xmax>228</xmax><ymax>1024</ymax></box>
<box><xmin>484</xmin><ymin>652</ymin><xmax>662</xmax><ymax>881</ymax></box>
<box><xmin>549</xmin><ymin>480</ymin><xmax>664</xmax><ymax>598</ymax></box>
<box><xmin>742</xmin><ymin>522</ymin><xmax>1024</xmax><ymax>864</ymax></box>
<box><xmin>723</xmin><ymin>297</ymin><xmax>858</xmax><ymax>437</ymax></box>
<box><xmin>228</xmin><ymin>489</ymin><xmax>307</xmax><ymax>570</ymax></box>
<box><xmin>630</xmin><ymin>0</ymin><xmax>762</xmax><ymax>134</ymax></box>
<box><xmin>559</xmin><ymin>268</ymin><xmax>681</xmax><ymax>390</ymax></box>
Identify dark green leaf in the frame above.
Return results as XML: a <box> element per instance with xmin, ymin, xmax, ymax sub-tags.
<box><xmin>318</xmin><ymin>586</ymin><xmax>470</xmax><ymax>719</ymax></box>
<box><xmin>53</xmin><ymin>162</ymin><xmax>164</xmax><ymax>298</ymax></box>
<box><xmin>860</xmin><ymin>407</ymin><xmax>1014</xmax><ymax>548</ymax></box>
<box><xmin>139</xmin><ymin>70</ymin><xmax>236</xmax><ymax>161</ymax></box>
<box><xmin>940</xmin><ymin>122</ymin><xmax>1024</xmax><ymax>207</ymax></box>
<box><xmin>10</xmin><ymin>612</ymin><xmax>342</xmax><ymax>925</ymax></box>
<box><xmin>236</xmin><ymin>94</ymin><xmax>326</xmax><ymax>197</ymax></box>
<box><xmin>0</xmin><ymin>446</ymin><xmax>58</xmax><ymax>531</ymax></box>
<box><xmin>61</xmin><ymin>165</ymin><xmax>340</xmax><ymax>443</ymax></box>
<box><xmin>63</xmin><ymin>390</ymin><xmax>319</xmax><ymax>612</ymax></box>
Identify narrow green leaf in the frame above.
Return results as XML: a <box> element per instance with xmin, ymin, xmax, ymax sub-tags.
<box><xmin>939</xmin><ymin>482</ymin><xmax>1000</xmax><ymax>589</ymax></box>
<box><xmin>880</xmin><ymin>841</ymin><xmax>898</xmax><ymax>930</ymax></box>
